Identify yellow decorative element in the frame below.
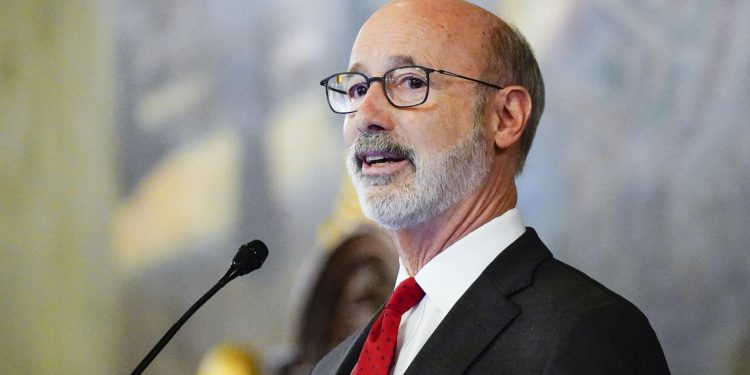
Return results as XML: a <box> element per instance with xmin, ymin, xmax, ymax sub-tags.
<box><xmin>316</xmin><ymin>174</ymin><xmax>374</xmax><ymax>251</ymax></box>
<box><xmin>113</xmin><ymin>128</ymin><xmax>240</xmax><ymax>273</ymax></box>
<box><xmin>196</xmin><ymin>343</ymin><xmax>262</xmax><ymax>375</ymax></box>
<box><xmin>137</xmin><ymin>73</ymin><xmax>212</xmax><ymax>129</ymax></box>
<box><xmin>264</xmin><ymin>92</ymin><xmax>341</xmax><ymax>201</ymax></box>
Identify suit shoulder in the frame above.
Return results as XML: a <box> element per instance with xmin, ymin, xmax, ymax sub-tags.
<box><xmin>530</xmin><ymin>257</ymin><xmax>642</xmax><ymax>316</ymax></box>
<box><xmin>515</xmin><ymin>258</ymin><xmax>670</xmax><ymax>373</ymax></box>
<box><xmin>512</xmin><ymin>256</ymin><xmax>662</xmax><ymax>351</ymax></box>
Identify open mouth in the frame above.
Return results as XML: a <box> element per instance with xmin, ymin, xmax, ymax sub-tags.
<box><xmin>356</xmin><ymin>150</ymin><xmax>411</xmax><ymax>171</ymax></box>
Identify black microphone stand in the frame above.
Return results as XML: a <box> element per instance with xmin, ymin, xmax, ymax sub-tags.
<box><xmin>130</xmin><ymin>240</ymin><xmax>267</xmax><ymax>375</ymax></box>
<box><xmin>130</xmin><ymin>267</ymin><xmax>240</xmax><ymax>375</ymax></box>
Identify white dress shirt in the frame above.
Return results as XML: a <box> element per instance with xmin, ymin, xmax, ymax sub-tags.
<box><xmin>389</xmin><ymin>208</ymin><xmax>526</xmax><ymax>375</ymax></box>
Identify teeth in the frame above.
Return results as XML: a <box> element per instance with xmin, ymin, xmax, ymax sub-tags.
<box><xmin>365</xmin><ymin>155</ymin><xmax>387</xmax><ymax>163</ymax></box>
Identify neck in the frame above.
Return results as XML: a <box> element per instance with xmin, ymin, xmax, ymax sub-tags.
<box><xmin>390</xmin><ymin>172</ymin><xmax>517</xmax><ymax>275</ymax></box>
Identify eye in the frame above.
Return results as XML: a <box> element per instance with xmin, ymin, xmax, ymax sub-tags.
<box><xmin>347</xmin><ymin>83</ymin><xmax>369</xmax><ymax>99</ymax></box>
<box><xmin>392</xmin><ymin>73</ymin><xmax>427</xmax><ymax>90</ymax></box>
<box><xmin>404</xmin><ymin>77</ymin><xmax>427</xmax><ymax>89</ymax></box>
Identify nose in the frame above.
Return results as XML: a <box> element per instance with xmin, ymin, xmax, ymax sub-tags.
<box><xmin>352</xmin><ymin>81</ymin><xmax>395</xmax><ymax>134</ymax></box>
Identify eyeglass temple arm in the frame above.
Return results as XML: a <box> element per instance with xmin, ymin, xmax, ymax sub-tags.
<box><xmin>434</xmin><ymin>69</ymin><xmax>503</xmax><ymax>90</ymax></box>
<box><xmin>330</xmin><ymin>87</ymin><xmax>347</xmax><ymax>94</ymax></box>
<box><xmin>322</xmin><ymin>83</ymin><xmax>348</xmax><ymax>95</ymax></box>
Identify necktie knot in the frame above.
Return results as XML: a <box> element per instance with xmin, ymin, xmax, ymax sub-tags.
<box><xmin>385</xmin><ymin>277</ymin><xmax>425</xmax><ymax>315</ymax></box>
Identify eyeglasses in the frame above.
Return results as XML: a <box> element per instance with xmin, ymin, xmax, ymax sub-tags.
<box><xmin>319</xmin><ymin>65</ymin><xmax>503</xmax><ymax>114</ymax></box>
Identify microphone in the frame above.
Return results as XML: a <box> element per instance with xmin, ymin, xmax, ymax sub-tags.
<box><xmin>130</xmin><ymin>240</ymin><xmax>269</xmax><ymax>375</ymax></box>
<box><xmin>232</xmin><ymin>240</ymin><xmax>268</xmax><ymax>276</ymax></box>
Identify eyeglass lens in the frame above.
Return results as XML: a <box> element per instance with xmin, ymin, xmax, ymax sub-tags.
<box><xmin>325</xmin><ymin>67</ymin><xmax>429</xmax><ymax>113</ymax></box>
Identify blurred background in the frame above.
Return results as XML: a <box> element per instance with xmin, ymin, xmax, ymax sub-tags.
<box><xmin>2</xmin><ymin>0</ymin><xmax>749</xmax><ymax>374</ymax></box>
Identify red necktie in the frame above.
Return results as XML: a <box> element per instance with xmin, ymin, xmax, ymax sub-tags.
<box><xmin>352</xmin><ymin>277</ymin><xmax>425</xmax><ymax>375</ymax></box>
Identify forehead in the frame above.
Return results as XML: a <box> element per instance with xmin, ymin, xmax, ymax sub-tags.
<box><xmin>348</xmin><ymin>1</ymin><xmax>488</xmax><ymax>74</ymax></box>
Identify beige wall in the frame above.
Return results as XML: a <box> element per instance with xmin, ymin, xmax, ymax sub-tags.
<box><xmin>0</xmin><ymin>1</ymin><xmax>118</xmax><ymax>373</ymax></box>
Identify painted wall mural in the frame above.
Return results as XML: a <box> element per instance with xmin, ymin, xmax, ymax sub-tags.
<box><xmin>117</xmin><ymin>0</ymin><xmax>750</xmax><ymax>374</ymax></box>
<box><xmin>3</xmin><ymin>0</ymin><xmax>740</xmax><ymax>374</ymax></box>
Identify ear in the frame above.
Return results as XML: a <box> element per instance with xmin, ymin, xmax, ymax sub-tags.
<box><xmin>488</xmin><ymin>86</ymin><xmax>532</xmax><ymax>149</ymax></box>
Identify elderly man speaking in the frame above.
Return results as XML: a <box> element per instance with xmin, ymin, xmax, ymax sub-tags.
<box><xmin>314</xmin><ymin>0</ymin><xmax>670</xmax><ymax>374</ymax></box>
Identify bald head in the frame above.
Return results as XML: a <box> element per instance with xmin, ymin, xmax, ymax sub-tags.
<box><xmin>376</xmin><ymin>0</ymin><xmax>494</xmax><ymax>30</ymax></box>
<box><xmin>355</xmin><ymin>0</ymin><xmax>494</xmax><ymax>72</ymax></box>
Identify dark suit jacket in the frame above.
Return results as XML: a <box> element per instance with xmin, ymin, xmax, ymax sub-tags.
<box><xmin>310</xmin><ymin>228</ymin><xmax>670</xmax><ymax>374</ymax></box>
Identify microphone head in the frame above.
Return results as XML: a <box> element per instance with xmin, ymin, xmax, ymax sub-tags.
<box><xmin>232</xmin><ymin>240</ymin><xmax>269</xmax><ymax>276</ymax></box>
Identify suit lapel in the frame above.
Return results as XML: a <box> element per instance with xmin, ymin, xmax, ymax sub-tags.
<box><xmin>328</xmin><ymin>320</ymin><xmax>372</xmax><ymax>375</ymax></box>
<box><xmin>404</xmin><ymin>228</ymin><xmax>552</xmax><ymax>375</ymax></box>
<box><xmin>404</xmin><ymin>276</ymin><xmax>520</xmax><ymax>375</ymax></box>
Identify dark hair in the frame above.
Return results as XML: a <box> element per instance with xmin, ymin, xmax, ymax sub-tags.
<box><xmin>478</xmin><ymin>19</ymin><xmax>545</xmax><ymax>174</ymax></box>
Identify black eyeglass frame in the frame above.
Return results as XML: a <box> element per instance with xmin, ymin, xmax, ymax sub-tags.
<box><xmin>319</xmin><ymin>65</ymin><xmax>504</xmax><ymax>114</ymax></box>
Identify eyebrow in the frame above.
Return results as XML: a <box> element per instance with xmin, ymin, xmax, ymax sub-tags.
<box><xmin>348</xmin><ymin>54</ymin><xmax>416</xmax><ymax>73</ymax></box>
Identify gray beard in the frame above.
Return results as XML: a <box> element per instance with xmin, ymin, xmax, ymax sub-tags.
<box><xmin>346</xmin><ymin>124</ymin><xmax>490</xmax><ymax>230</ymax></box>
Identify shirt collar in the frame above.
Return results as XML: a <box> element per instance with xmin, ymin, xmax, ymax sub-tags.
<box><xmin>395</xmin><ymin>208</ymin><xmax>526</xmax><ymax>314</ymax></box>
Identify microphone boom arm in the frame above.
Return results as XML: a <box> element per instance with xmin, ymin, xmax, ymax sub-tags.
<box><xmin>130</xmin><ymin>240</ymin><xmax>268</xmax><ymax>375</ymax></box>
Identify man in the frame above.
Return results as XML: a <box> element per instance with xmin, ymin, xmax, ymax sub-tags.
<box><xmin>313</xmin><ymin>0</ymin><xmax>670</xmax><ymax>374</ymax></box>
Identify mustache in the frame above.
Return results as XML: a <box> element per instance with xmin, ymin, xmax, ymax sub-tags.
<box><xmin>351</xmin><ymin>133</ymin><xmax>416</xmax><ymax>164</ymax></box>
